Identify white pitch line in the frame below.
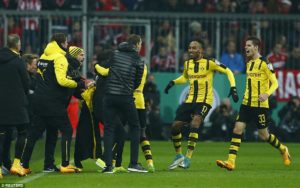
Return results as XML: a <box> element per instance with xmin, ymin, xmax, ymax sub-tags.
<box><xmin>17</xmin><ymin>160</ymin><xmax>74</xmax><ymax>184</ymax></box>
<box><xmin>17</xmin><ymin>172</ymin><xmax>47</xmax><ymax>184</ymax></box>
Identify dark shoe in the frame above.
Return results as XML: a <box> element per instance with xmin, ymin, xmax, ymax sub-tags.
<box><xmin>1</xmin><ymin>166</ymin><xmax>10</xmax><ymax>175</ymax></box>
<box><xmin>75</xmin><ymin>161</ymin><xmax>83</xmax><ymax>169</ymax></box>
<box><xmin>127</xmin><ymin>163</ymin><xmax>148</xmax><ymax>173</ymax></box>
<box><xmin>102</xmin><ymin>166</ymin><xmax>114</xmax><ymax>174</ymax></box>
<box><xmin>43</xmin><ymin>165</ymin><xmax>60</xmax><ymax>173</ymax></box>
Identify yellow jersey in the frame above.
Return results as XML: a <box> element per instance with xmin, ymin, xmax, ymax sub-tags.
<box><xmin>173</xmin><ymin>58</ymin><xmax>236</xmax><ymax>105</ymax></box>
<box><xmin>242</xmin><ymin>57</ymin><xmax>278</xmax><ymax>108</ymax></box>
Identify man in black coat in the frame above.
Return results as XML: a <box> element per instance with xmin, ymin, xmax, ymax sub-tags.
<box><xmin>102</xmin><ymin>34</ymin><xmax>147</xmax><ymax>173</ymax></box>
<box><xmin>22</xmin><ymin>54</ymin><xmax>60</xmax><ymax>173</ymax></box>
<box><xmin>0</xmin><ymin>34</ymin><xmax>29</xmax><ymax>178</ymax></box>
<box><xmin>1</xmin><ymin>54</ymin><xmax>39</xmax><ymax>176</ymax></box>
<box><xmin>93</xmin><ymin>49</ymin><xmax>126</xmax><ymax>171</ymax></box>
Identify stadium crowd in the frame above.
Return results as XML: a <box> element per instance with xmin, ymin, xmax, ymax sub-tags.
<box><xmin>1</xmin><ymin>0</ymin><xmax>299</xmax><ymax>14</ymax></box>
<box><xmin>1</xmin><ymin>0</ymin><xmax>300</xmax><ymax>72</ymax></box>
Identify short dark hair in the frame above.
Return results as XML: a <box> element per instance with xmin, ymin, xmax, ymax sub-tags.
<box><xmin>51</xmin><ymin>33</ymin><xmax>67</xmax><ymax>44</ymax></box>
<box><xmin>7</xmin><ymin>34</ymin><xmax>20</xmax><ymax>49</ymax></box>
<box><xmin>127</xmin><ymin>34</ymin><xmax>141</xmax><ymax>46</ymax></box>
<box><xmin>22</xmin><ymin>54</ymin><xmax>38</xmax><ymax>65</ymax></box>
<box><xmin>191</xmin><ymin>40</ymin><xmax>204</xmax><ymax>49</ymax></box>
<box><xmin>246</xmin><ymin>36</ymin><xmax>261</xmax><ymax>49</ymax></box>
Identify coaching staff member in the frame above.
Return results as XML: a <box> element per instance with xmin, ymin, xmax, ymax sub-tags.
<box><xmin>22</xmin><ymin>33</ymin><xmax>84</xmax><ymax>173</ymax></box>
<box><xmin>102</xmin><ymin>34</ymin><xmax>147</xmax><ymax>173</ymax></box>
<box><xmin>0</xmin><ymin>34</ymin><xmax>29</xmax><ymax>177</ymax></box>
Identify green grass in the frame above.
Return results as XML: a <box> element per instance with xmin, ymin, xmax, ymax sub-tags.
<box><xmin>2</xmin><ymin>141</ymin><xmax>300</xmax><ymax>188</ymax></box>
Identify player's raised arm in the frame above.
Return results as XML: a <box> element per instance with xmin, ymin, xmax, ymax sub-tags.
<box><xmin>211</xmin><ymin>60</ymin><xmax>239</xmax><ymax>102</ymax></box>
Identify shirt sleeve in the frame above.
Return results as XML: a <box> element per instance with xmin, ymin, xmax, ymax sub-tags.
<box><xmin>210</xmin><ymin>60</ymin><xmax>236</xmax><ymax>87</ymax></box>
<box><xmin>173</xmin><ymin>61</ymin><xmax>188</xmax><ymax>84</ymax></box>
<box><xmin>263</xmin><ymin>62</ymin><xmax>278</xmax><ymax>95</ymax></box>
<box><xmin>95</xmin><ymin>64</ymin><xmax>109</xmax><ymax>76</ymax></box>
<box><xmin>54</xmin><ymin>56</ymin><xmax>77</xmax><ymax>88</ymax></box>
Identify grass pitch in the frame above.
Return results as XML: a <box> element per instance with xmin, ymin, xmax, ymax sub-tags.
<box><xmin>2</xmin><ymin>141</ymin><xmax>300</xmax><ymax>188</ymax></box>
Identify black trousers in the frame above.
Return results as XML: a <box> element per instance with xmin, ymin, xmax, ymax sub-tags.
<box><xmin>43</xmin><ymin>126</ymin><xmax>58</xmax><ymax>168</ymax></box>
<box><xmin>74</xmin><ymin>103</ymin><xmax>102</xmax><ymax>168</ymax></box>
<box><xmin>112</xmin><ymin>109</ymin><xmax>147</xmax><ymax>166</ymax></box>
<box><xmin>103</xmin><ymin>95</ymin><xmax>140</xmax><ymax>167</ymax></box>
<box><xmin>112</xmin><ymin>121</ymin><xmax>126</xmax><ymax>167</ymax></box>
<box><xmin>0</xmin><ymin>124</ymin><xmax>27</xmax><ymax>167</ymax></box>
<box><xmin>27</xmin><ymin>115</ymin><xmax>58</xmax><ymax>169</ymax></box>
<box><xmin>22</xmin><ymin>114</ymin><xmax>72</xmax><ymax>168</ymax></box>
<box><xmin>2</xmin><ymin>127</ymin><xmax>13</xmax><ymax>169</ymax></box>
<box><xmin>21</xmin><ymin>116</ymin><xmax>58</xmax><ymax>168</ymax></box>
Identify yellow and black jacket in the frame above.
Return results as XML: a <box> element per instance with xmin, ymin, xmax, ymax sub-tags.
<box><xmin>173</xmin><ymin>58</ymin><xmax>236</xmax><ymax>106</ymax></box>
<box><xmin>74</xmin><ymin>85</ymin><xmax>102</xmax><ymax>163</ymax></box>
<box><xmin>33</xmin><ymin>41</ymin><xmax>79</xmax><ymax>116</ymax></box>
<box><xmin>242</xmin><ymin>57</ymin><xmax>278</xmax><ymax>108</ymax></box>
<box><xmin>95</xmin><ymin>63</ymin><xmax>147</xmax><ymax>109</ymax></box>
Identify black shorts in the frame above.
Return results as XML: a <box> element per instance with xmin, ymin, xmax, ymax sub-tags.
<box><xmin>175</xmin><ymin>103</ymin><xmax>212</xmax><ymax>122</ymax></box>
<box><xmin>236</xmin><ymin>105</ymin><xmax>270</xmax><ymax>129</ymax></box>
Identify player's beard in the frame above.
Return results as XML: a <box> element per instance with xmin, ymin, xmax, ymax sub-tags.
<box><xmin>191</xmin><ymin>53</ymin><xmax>201</xmax><ymax>61</ymax></box>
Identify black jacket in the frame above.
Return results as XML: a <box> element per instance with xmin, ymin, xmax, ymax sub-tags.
<box><xmin>93</xmin><ymin>63</ymin><xmax>109</xmax><ymax>122</ymax></box>
<box><xmin>105</xmin><ymin>42</ymin><xmax>144</xmax><ymax>96</ymax></box>
<box><xmin>0</xmin><ymin>47</ymin><xmax>29</xmax><ymax>125</ymax></box>
<box><xmin>27</xmin><ymin>72</ymin><xmax>37</xmax><ymax>118</ymax></box>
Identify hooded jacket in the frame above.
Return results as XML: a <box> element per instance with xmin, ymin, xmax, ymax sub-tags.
<box><xmin>0</xmin><ymin>47</ymin><xmax>29</xmax><ymax>125</ymax></box>
<box><xmin>33</xmin><ymin>41</ymin><xmax>79</xmax><ymax>116</ymax></box>
<box><xmin>105</xmin><ymin>42</ymin><xmax>144</xmax><ymax>96</ymax></box>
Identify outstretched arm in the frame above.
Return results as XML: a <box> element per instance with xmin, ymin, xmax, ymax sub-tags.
<box><xmin>212</xmin><ymin>61</ymin><xmax>238</xmax><ymax>102</ymax></box>
<box><xmin>213</xmin><ymin>63</ymin><xmax>236</xmax><ymax>87</ymax></box>
<box><xmin>95</xmin><ymin>64</ymin><xmax>109</xmax><ymax>76</ymax></box>
<box><xmin>164</xmin><ymin>61</ymin><xmax>188</xmax><ymax>94</ymax></box>
<box><xmin>173</xmin><ymin>75</ymin><xmax>188</xmax><ymax>84</ymax></box>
